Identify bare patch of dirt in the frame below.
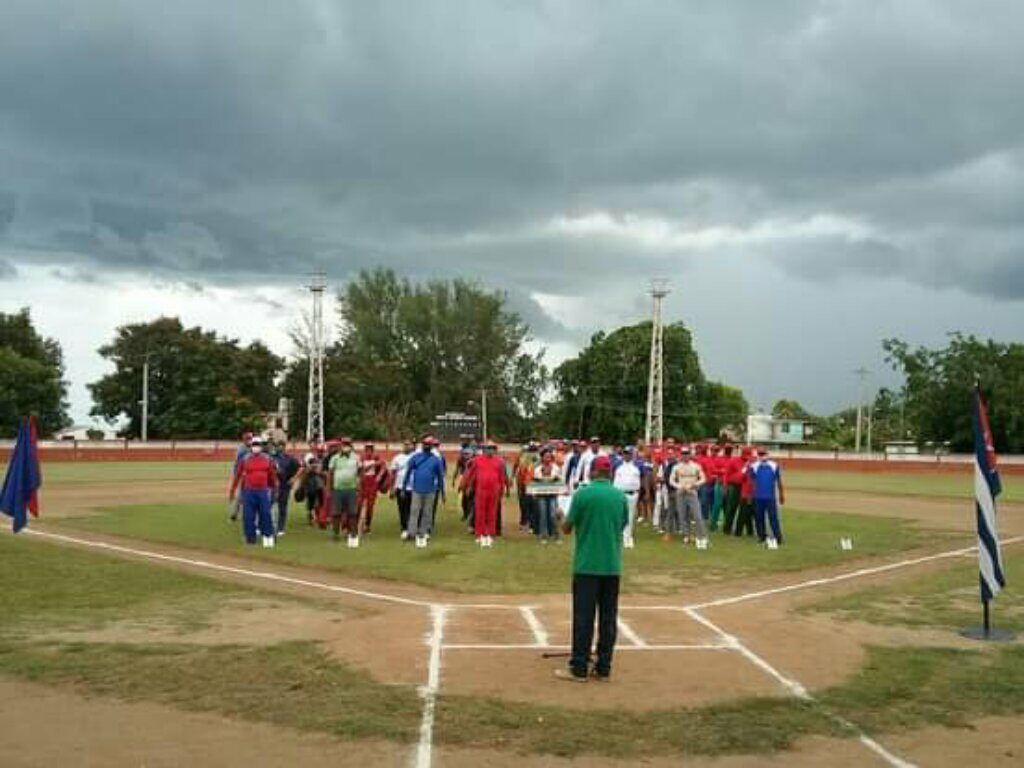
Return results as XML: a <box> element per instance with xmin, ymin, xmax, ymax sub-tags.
<box><xmin>0</xmin><ymin>677</ymin><xmax>406</xmax><ymax>767</ymax></box>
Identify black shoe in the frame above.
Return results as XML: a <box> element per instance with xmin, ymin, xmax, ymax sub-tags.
<box><xmin>590</xmin><ymin>669</ymin><xmax>611</xmax><ymax>682</ymax></box>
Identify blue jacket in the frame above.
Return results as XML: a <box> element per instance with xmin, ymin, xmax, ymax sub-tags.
<box><xmin>404</xmin><ymin>450</ymin><xmax>446</xmax><ymax>495</ymax></box>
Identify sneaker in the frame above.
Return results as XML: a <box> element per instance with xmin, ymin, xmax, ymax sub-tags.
<box><xmin>277</xmin><ymin>530</ymin><xmax>285</xmax><ymax>538</ymax></box>
<box><xmin>541</xmin><ymin>538</ymin><xmax>549</xmax><ymax>546</ymax></box>
<box><xmin>416</xmin><ymin>536</ymin><xmax>426</xmax><ymax>548</ymax></box>
<box><xmin>476</xmin><ymin>536</ymin><xmax>483</xmax><ymax>546</ymax></box>
<box><xmin>349</xmin><ymin>536</ymin><xmax>360</xmax><ymax>549</ymax></box>
<box><xmin>553</xmin><ymin>669</ymin><xmax>588</xmax><ymax>683</ymax></box>
<box><xmin>486</xmin><ymin>536</ymin><xmax>494</xmax><ymax>547</ymax></box>
<box><xmin>400</xmin><ymin>531</ymin><xmax>410</xmax><ymax>541</ymax></box>
<box><xmin>262</xmin><ymin>536</ymin><xmax>275</xmax><ymax>549</ymax></box>
<box><xmin>623</xmin><ymin>535</ymin><xmax>634</xmax><ymax>549</ymax></box>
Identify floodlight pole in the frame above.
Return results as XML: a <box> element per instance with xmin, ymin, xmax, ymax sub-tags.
<box><xmin>645</xmin><ymin>279</ymin><xmax>671</xmax><ymax>447</ymax></box>
<box><xmin>306</xmin><ymin>272</ymin><xmax>327</xmax><ymax>445</ymax></box>
<box><xmin>853</xmin><ymin>367</ymin><xmax>870</xmax><ymax>453</ymax></box>
<box><xmin>141</xmin><ymin>357</ymin><xmax>149</xmax><ymax>442</ymax></box>
<box><xmin>481</xmin><ymin>388</ymin><xmax>488</xmax><ymax>443</ymax></box>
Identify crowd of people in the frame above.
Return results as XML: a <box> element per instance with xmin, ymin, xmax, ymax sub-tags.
<box><xmin>227</xmin><ymin>431</ymin><xmax>786</xmax><ymax>552</ymax></box>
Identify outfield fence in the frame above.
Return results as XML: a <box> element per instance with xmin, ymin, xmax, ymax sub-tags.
<box><xmin>2</xmin><ymin>439</ymin><xmax>1023</xmax><ymax>473</ymax></box>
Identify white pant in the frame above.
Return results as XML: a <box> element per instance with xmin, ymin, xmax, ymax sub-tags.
<box><xmin>653</xmin><ymin>487</ymin><xmax>669</xmax><ymax>528</ymax></box>
<box><xmin>623</xmin><ymin>492</ymin><xmax>638</xmax><ymax>539</ymax></box>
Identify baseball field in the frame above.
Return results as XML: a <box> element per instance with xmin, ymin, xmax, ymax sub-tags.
<box><xmin>1</xmin><ymin>460</ymin><xmax>1022</xmax><ymax>767</ymax></box>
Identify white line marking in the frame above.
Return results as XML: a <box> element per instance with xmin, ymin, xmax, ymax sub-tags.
<box><xmin>519</xmin><ymin>606</ymin><xmax>549</xmax><ymax>647</ymax></box>
<box><xmin>443</xmin><ymin>643</ymin><xmax>730</xmax><ymax>651</ymax></box>
<box><xmin>684</xmin><ymin>536</ymin><xmax>1024</xmax><ymax>612</ymax></box>
<box><xmin>616</xmin><ymin>618</ymin><xmax>648</xmax><ymax>647</ymax></box>
<box><xmin>415</xmin><ymin>604</ymin><xmax>447</xmax><ymax>768</ymax></box>
<box><xmin>684</xmin><ymin>608</ymin><xmax>808</xmax><ymax>698</ymax></box>
<box><xmin>24</xmin><ymin>529</ymin><xmax>433</xmax><ymax>607</ymax></box>
<box><xmin>685</xmin><ymin>608</ymin><xmax>915</xmax><ymax>768</ymax></box>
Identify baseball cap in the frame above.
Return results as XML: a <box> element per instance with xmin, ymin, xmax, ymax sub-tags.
<box><xmin>591</xmin><ymin>455</ymin><xmax>612</xmax><ymax>474</ymax></box>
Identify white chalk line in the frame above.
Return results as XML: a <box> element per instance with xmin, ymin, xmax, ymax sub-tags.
<box><xmin>616</xmin><ymin>618</ymin><xmax>648</xmax><ymax>647</ymax></box>
<box><xmin>685</xmin><ymin>607</ymin><xmax>915</xmax><ymax>768</ymax></box>
<box><xmin>519</xmin><ymin>606</ymin><xmax>550</xmax><ymax>647</ymax></box>
<box><xmin>683</xmin><ymin>535</ymin><xmax>1024</xmax><ymax>612</ymax></box>
<box><xmin>415</xmin><ymin>604</ymin><xmax>447</xmax><ymax>768</ymax></box>
<box><xmin>443</xmin><ymin>643</ymin><xmax>730</xmax><ymax>651</ymax></box>
<box><xmin>24</xmin><ymin>529</ymin><xmax>434</xmax><ymax>607</ymax></box>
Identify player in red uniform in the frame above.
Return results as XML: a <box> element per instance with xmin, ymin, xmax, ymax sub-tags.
<box><xmin>356</xmin><ymin>443</ymin><xmax>389</xmax><ymax>535</ymax></box>
<box><xmin>721</xmin><ymin>444</ymin><xmax>745</xmax><ymax>535</ymax></box>
<box><xmin>228</xmin><ymin>435</ymin><xmax>278</xmax><ymax>547</ymax></box>
<box><xmin>460</xmin><ymin>441</ymin><xmax>508</xmax><ymax>547</ymax></box>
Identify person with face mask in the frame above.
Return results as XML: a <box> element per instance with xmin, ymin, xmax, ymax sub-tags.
<box><xmin>403</xmin><ymin>435</ymin><xmax>447</xmax><ymax>548</ymax></box>
<box><xmin>328</xmin><ymin>438</ymin><xmax>360</xmax><ymax>547</ymax></box>
<box><xmin>460</xmin><ymin>441</ymin><xmax>507</xmax><ymax>547</ymax></box>
<box><xmin>228</xmin><ymin>435</ymin><xmax>278</xmax><ymax>547</ymax></box>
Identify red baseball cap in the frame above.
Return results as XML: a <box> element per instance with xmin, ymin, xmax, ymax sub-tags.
<box><xmin>591</xmin><ymin>455</ymin><xmax>612</xmax><ymax>474</ymax></box>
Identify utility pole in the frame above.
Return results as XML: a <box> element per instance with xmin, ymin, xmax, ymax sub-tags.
<box><xmin>481</xmin><ymin>388</ymin><xmax>488</xmax><ymax>443</ymax></box>
<box><xmin>306</xmin><ymin>272</ymin><xmax>327</xmax><ymax>445</ymax></box>
<box><xmin>140</xmin><ymin>357</ymin><xmax>149</xmax><ymax>442</ymax></box>
<box><xmin>645</xmin><ymin>279</ymin><xmax>671</xmax><ymax>447</ymax></box>
<box><xmin>853</xmin><ymin>367</ymin><xmax>870</xmax><ymax>453</ymax></box>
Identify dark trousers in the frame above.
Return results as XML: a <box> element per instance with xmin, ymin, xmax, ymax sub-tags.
<box><xmin>275</xmin><ymin>490</ymin><xmax>290</xmax><ymax>532</ymax></box>
<box><xmin>571</xmin><ymin>574</ymin><xmax>620</xmax><ymax>678</ymax></box>
<box><xmin>754</xmin><ymin>498</ymin><xmax>783</xmax><ymax>542</ymax></box>
<box><xmin>699</xmin><ymin>484</ymin><xmax>713</xmax><ymax>521</ymax></box>
<box><xmin>461</xmin><ymin>490</ymin><xmax>473</xmax><ymax>521</ymax></box>
<box><xmin>518</xmin><ymin>488</ymin><xmax>534</xmax><ymax>529</ymax></box>
<box><xmin>735</xmin><ymin>499</ymin><xmax>755</xmax><ymax>536</ymax></box>
<box><xmin>396</xmin><ymin>490</ymin><xmax>412</xmax><ymax>531</ymax></box>
<box><xmin>722</xmin><ymin>483</ymin><xmax>741</xmax><ymax>534</ymax></box>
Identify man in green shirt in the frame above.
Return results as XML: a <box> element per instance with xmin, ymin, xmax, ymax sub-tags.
<box><xmin>556</xmin><ymin>455</ymin><xmax>628</xmax><ymax>682</ymax></box>
<box><xmin>327</xmin><ymin>438</ymin><xmax>360</xmax><ymax>546</ymax></box>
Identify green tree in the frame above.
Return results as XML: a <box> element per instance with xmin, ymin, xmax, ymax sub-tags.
<box><xmin>89</xmin><ymin>317</ymin><xmax>283</xmax><ymax>439</ymax></box>
<box><xmin>281</xmin><ymin>269</ymin><xmax>547</xmax><ymax>440</ymax></box>
<box><xmin>884</xmin><ymin>334</ymin><xmax>1024</xmax><ymax>452</ymax></box>
<box><xmin>541</xmin><ymin>321</ymin><xmax>748</xmax><ymax>442</ymax></box>
<box><xmin>771</xmin><ymin>399</ymin><xmax>814</xmax><ymax>420</ymax></box>
<box><xmin>0</xmin><ymin>308</ymin><xmax>69</xmax><ymax>436</ymax></box>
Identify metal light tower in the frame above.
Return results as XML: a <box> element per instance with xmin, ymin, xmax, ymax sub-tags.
<box><xmin>306</xmin><ymin>272</ymin><xmax>327</xmax><ymax>445</ymax></box>
<box><xmin>853</xmin><ymin>366</ymin><xmax>870</xmax><ymax>454</ymax></box>
<box><xmin>645</xmin><ymin>279</ymin><xmax>671</xmax><ymax>446</ymax></box>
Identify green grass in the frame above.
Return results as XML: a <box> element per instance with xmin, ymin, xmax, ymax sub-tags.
<box><xmin>56</xmin><ymin>499</ymin><xmax>946</xmax><ymax>595</ymax></box>
<box><xmin>786</xmin><ymin>469</ymin><xmax>1022</xmax><ymax>503</ymax></box>
<box><xmin>27</xmin><ymin>461</ymin><xmax>231</xmax><ymax>485</ymax></box>
<box><xmin>806</xmin><ymin>549</ymin><xmax>1024</xmax><ymax>633</ymax></box>
<box><xmin>0</xmin><ymin>534</ymin><xmax>422</xmax><ymax>741</ymax></box>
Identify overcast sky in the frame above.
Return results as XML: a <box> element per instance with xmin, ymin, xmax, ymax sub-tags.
<box><xmin>2</xmin><ymin>0</ymin><xmax>1023</xmax><ymax>423</ymax></box>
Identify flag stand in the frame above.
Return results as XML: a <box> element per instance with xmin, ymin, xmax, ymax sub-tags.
<box><xmin>960</xmin><ymin>599</ymin><xmax>1015</xmax><ymax>642</ymax></box>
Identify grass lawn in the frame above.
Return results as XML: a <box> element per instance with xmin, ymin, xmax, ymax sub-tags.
<box><xmin>5</xmin><ymin>528</ymin><xmax>1024</xmax><ymax>761</ymax></box>
<box><xmin>55</xmin><ymin>496</ymin><xmax>949</xmax><ymax>595</ymax></box>
<box><xmin>26</xmin><ymin>460</ymin><xmax>231</xmax><ymax>486</ymax></box>
<box><xmin>785</xmin><ymin>469</ymin><xmax>1022</xmax><ymax>503</ymax></box>
<box><xmin>805</xmin><ymin>549</ymin><xmax>1024</xmax><ymax>633</ymax></box>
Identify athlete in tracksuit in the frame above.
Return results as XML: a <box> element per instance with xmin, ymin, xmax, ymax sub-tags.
<box><xmin>460</xmin><ymin>442</ymin><xmax>508</xmax><ymax>546</ymax></box>
<box><xmin>229</xmin><ymin>435</ymin><xmax>278</xmax><ymax>546</ymax></box>
<box><xmin>356</xmin><ymin>443</ymin><xmax>389</xmax><ymax>535</ymax></box>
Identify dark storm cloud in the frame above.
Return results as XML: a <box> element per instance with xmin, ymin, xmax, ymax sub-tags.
<box><xmin>2</xmin><ymin>0</ymin><xmax>1024</xmax><ymax>306</ymax></box>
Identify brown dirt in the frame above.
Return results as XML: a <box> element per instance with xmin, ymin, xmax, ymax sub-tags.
<box><xmin>0</xmin><ymin>677</ymin><xmax>406</xmax><ymax>768</ymax></box>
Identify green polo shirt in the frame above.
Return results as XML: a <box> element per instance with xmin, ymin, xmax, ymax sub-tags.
<box><xmin>565</xmin><ymin>479</ymin><xmax>628</xmax><ymax>576</ymax></box>
<box><xmin>328</xmin><ymin>453</ymin><xmax>358</xmax><ymax>491</ymax></box>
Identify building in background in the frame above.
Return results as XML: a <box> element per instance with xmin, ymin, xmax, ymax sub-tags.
<box><xmin>745</xmin><ymin>412</ymin><xmax>815</xmax><ymax>446</ymax></box>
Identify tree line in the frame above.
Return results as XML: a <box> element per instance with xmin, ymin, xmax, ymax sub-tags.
<box><xmin>4</xmin><ymin>275</ymin><xmax>1023</xmax><ymax>452</ymax></box>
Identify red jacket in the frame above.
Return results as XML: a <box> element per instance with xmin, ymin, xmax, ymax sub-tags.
<box><xmin>461</xmin><ymin>455</ymin><xmax>508</xmax><ymax>493</ymax></box>
<box><xmin>726</xmin><ymin>456</ymin><xmax>746</xmax><ymax>486</ymax></box>
<box><xmin>230</xmin><ymin>453</ymin><xmax>278</xmax><ymax>495</ymax></box>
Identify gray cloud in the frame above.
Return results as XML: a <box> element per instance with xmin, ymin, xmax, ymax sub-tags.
<box><xmin>1</xmin><ymin>1</ymin><xmax>1023</xmax><ymax>416</ymax></box>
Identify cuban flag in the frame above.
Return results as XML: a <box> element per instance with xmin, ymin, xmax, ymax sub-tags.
<box><xmin>974</xmin><ymin>388</ymin><xmax>1005</xmax><ymax>602</ymax></box>
<box><xmin>0</xmin><ymin>416</ymin><xmax>42</xmax><ymax>533</ymax></box>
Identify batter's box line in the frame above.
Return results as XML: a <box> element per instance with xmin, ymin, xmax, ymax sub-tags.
<box><xmin>442</xmin><ymin>642</ymin><xmax>734</xmax><ymax>651</ymax></box>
